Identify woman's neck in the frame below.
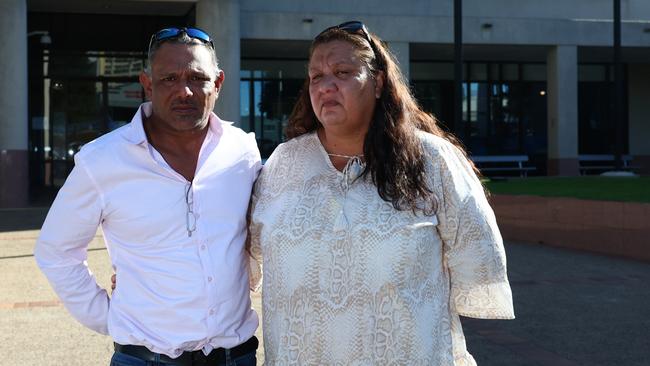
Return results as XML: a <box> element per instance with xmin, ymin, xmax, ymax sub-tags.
<box><xmin>317</xmin><ymin>127</ymin><xmax>366</xmax><ymax>171</ymax></box>
<box><xmin>317</xmin><ymin>127</ymin><xmax>365</xmax><ymax>157</ymax></box>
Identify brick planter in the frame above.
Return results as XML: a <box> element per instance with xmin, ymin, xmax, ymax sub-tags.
<box><xmin>489</xmin><ymin>194</ymin><xmax>650</xmax><ymax>261</ymax></box>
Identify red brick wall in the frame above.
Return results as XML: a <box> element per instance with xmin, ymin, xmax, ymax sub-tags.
<box><xmin>490</xmin><ymin>194</ymin><xmax>650</xmax><ymax>261</ymax></box>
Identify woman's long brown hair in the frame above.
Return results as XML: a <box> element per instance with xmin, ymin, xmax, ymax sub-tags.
<box><xmin>286</xmin><ymin>27</ymin><xmax>476</xmax><ymax>215</ymax></box>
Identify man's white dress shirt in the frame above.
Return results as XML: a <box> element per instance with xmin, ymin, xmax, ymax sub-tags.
<box><xmin>34</xmin><ymin>102</ymin><xmax>261</xmax><ymax>358</ymax></box>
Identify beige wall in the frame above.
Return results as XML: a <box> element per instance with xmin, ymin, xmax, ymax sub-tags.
<box><xmin>0</xmin><ymin>0</ymin><xmax>28</xmax><ymax>207</ymax></box>
<box><xmin>546</xmin><ymin>45</ymin><xmax>579</xmax><ymax>176</ymax></box>
<box><xmin>197</xmin><ymin>0</ymin><xmax>241</xmax><ymax>124</ymax></box>
<box><xmin>387</xmin><ymin>42</ymin><xmax>410</xmax><ymax>81</ymax></box>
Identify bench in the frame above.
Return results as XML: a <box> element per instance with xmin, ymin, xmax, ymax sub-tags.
<box><xmin>578</xmin><ymin>154</ymin><xmax>635</xmax><ymax>175</ymax></box>
<box><xmin>471</xmin><ymin>155</ymin><xmax>536</xmax><ymax>177</ymax></box>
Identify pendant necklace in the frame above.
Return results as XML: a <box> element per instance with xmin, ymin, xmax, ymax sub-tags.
<box><xmin>327</xmin><ymin>153</ymin><xmax>364</xmax><ymax>159</ymax></box>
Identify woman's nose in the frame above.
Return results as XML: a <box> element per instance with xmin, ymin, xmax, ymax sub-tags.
<box><xmin>318</xmin><ymin>74</ymin><xmax>338</xmax><ymax>93</ymax></box>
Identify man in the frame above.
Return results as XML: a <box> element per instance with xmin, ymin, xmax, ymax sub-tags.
<box><xmin>34</xmin><ymin>27</ymin><xmax>260</xmax><ymax>366</ymax></box>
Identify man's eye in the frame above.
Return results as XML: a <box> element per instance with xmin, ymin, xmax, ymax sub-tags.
<box><xmin>162</xmin><ymin>76</ymin><xmax>176</xmax><ymax>82</ymax></box>
<box><xmin>336</xmin><ymin>70</ymin><xmax>349</xmax><ymax>76</ymax></box>
<box><xmin>310</xmin><ymin>74</ymin><xmax>322</xmax><ymax>82</ymax></box>
<box><xmin>191</xmin><ymin>76</ymin><xmax>209</xmax><ymax>81</ymax></box>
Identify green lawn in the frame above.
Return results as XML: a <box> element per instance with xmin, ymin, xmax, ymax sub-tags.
<box><xmin>484</xmin><ymin>176</ymin><xmax>650</xmax><ymax>203</ymax></box>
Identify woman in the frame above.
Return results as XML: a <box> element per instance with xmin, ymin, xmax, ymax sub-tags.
<box><xmin>249</xmin><ymin>21</ymin><xmax>514</xmax><ymax>365</ymax></box>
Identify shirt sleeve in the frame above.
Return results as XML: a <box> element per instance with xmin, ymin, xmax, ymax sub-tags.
<box><xmin>33</xmin><ymin>153</ymin><xmax>110</xmax><ymax>334</ymax></box>
<box><xmin>433</xmin><ymin>140</ymin><xmax>515</xmax><ymax>320</ymax></box>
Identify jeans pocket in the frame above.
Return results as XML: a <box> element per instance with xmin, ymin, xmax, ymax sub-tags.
<box><xmin>110</xmin><ymin>351</ymin><xmax>149</xmax><ymax>366</ymax></box>
<box><xmin>232</xmin><ymin>350</ymin><xmax>257</xmax><ymax>366</ymax></box>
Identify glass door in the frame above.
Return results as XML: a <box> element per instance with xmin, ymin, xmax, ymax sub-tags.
<box><xmin>106</xmin><ymin>81</ymin><xmax>144</xmax><ymax>130</ymax></box>
<box><xmin>49</xmin><ymin>80</ymin><xmax>104</xmax><ymax>186</ymax></box>
<box><xmin>45</xmin><ymin>79</ymin><xmax>141</xmax><ymax>187</ymax></box>
<box><xmin>240</xmin><ymin>77</ymin><xmax>303</xmax><ymax>159</ymax></box>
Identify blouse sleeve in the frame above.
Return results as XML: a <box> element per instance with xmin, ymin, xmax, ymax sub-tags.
<box><xmin>432</xmin><ymin>138</ymin><xmax>515</xmax><ymax>319</ymax></box>
<box><xmin>248</xmin><ymin>171</ymin><xmax>264</xmax><ymax>292</ymax></box>
<box><xmin>247</xmin><ymin>142</ymin><xmax>282</xmax><ymax>292</ymax></box>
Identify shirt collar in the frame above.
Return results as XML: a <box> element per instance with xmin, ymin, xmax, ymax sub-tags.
<box><xmin>123</xmin><ymin>102</ymin><xmax>230</xmax><ymax>145</ymax></box>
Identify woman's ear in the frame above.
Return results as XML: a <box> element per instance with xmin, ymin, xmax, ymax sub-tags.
<box><xmin>374</xmin><ymin>70</ymin><xmax>385</xmax><ymax>99</ymax></box>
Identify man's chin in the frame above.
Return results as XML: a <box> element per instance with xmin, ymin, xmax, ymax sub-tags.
<box><xmin>169</xmin><ymin>116</ymin><xmax>208</xmax><ymax>131</ymax></box>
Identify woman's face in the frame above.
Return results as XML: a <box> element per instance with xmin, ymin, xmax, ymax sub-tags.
<box><xmin>308</xmin><ymin>40</ymin><xmax>383</xmax><ymax>135</ymax></box>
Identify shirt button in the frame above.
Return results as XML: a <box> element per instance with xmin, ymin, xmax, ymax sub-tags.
<box><xmin>208</xmin><ymin>276</ymin><xmax>213</xmax><ymax>282</ymax></box>
<box><xmin>209</xmin><ymin>309</ymin><xmax>215</xmax><ymax>315</ymax></box>
<box><xmin>201</xmin><ymin>245</ymin><xmax>206</xmax><ymax>250</ymax></box>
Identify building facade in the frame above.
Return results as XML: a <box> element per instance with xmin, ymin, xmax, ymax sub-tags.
<box><xmin>1</xmin><ymin>0</ymin><xmax>649</xmax><ymax>207</ymax></box>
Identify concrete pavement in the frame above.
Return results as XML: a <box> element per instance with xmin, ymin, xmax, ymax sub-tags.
<box><xmin>463</xmin><ymin>243</ymin><xmax>650</xmax><ymax>366</ymax></box>
<box><xmin>0</xmin><ymin>209</ymin><xmax>264</xmax><ymax>365</ymax></box>
<box><xmin>1</xmin><ymin>208</ymin><xmax>649</xmax><ymax>365</ymax></box>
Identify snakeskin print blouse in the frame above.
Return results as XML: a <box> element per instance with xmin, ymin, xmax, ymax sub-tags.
<box><xmin>249</xmin><ymin>131</ymin><xmax>514</xmax><ymax>365</ymax></box>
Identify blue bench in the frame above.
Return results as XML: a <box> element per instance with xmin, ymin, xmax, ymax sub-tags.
<box><xmin>578</xmin><ymin>154</ymin><xmax>635</xmax><ymax>175</ymax></box>
<box><xmin>471</xmin><ymin>155</ymin><xmax>536</xmax><ymax>177</ymax></box>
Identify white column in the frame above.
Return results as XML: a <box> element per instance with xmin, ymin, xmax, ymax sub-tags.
<box><xmin>0</xmin><ymin>0</ymin><xmax>28</xmax><ymax>207</ymax></box>
<box><xmin>196</xmin><ymin>0</ymin><xmax>241</xmax><ymax>125</ymax></box>
<box><xmin>628</xmin><ymin>64</ymin><xmax>650</xmax><ymax>174</ymax></box>
<box><xmin>387</xmin><ymin>41</ymin><xmax>410</xmax><ymax>81</ymax></box>
<box><xmin>546</xmin><ymin>45</ymin><xmax>579</xmax><ymax>176</ymax></box>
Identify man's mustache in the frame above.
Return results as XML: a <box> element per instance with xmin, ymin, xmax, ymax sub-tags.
<box><xmin>171</xmin><ymin>101</ymin><xmax>197</xmax><ymax>108</ymax></box>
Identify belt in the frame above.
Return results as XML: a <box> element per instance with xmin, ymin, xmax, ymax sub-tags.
<box><xmin>114</xmin><ymin>336</ymin><xmax>258</xmax><ymax>366</ymax></box>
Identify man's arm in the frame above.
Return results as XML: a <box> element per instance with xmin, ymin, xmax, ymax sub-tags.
<box><xmin>34</xmin><ymin>155</ymin><xmax>110</xmax><ymax>334</ymax></box>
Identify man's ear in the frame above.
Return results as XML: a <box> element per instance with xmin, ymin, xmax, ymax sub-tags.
<box><xmin>374</xmin><ymin>70</ymin><xmax>385</xmax><ymax>99</ymax></box>
<box><xmin>215</xmin><ymin>70</ymin><xmax>225</xmax><ymax>93</ymax></box>
<box><xmin>139</xmin><ymin>71</ymin><xmax>153</xmax><ymax>100</ymax></box>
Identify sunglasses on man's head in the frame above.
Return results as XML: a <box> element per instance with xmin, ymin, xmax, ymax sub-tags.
<box><xmin>148</xmin><ymin>27</ymin><xmax>214</xmax><ymax>52</ymax></box>
<box><xmin>317</xmin><ymin>21</ymin><xmax>373</xmax><ymax>44</ymax></box>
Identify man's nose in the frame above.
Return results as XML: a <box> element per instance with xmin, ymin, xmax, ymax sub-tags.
<box><xmin>176</xmin><ymin>81</ymin><xmax>194</xmax><ymax>98</ymax></box>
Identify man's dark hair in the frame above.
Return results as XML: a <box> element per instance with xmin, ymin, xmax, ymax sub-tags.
<box><xmin>146</xmin><ymin>32</ymin><xmax>220</xmax><ymax>75</ymax></box>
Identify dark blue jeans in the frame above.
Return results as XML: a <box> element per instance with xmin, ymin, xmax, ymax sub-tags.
<box><xmin>109</xmin><ymin>349</ymin><xmax>257</xmax><ymax>366</ymax></box>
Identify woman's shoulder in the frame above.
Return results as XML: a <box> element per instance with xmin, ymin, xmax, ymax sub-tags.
<box><xmin>416</xmin><ymin>130</ymin><xmax>481</xmax><ymax>195</ymax></box>
<box><xmin>269</xmin><ymin>132</ymin><xmax>316</xmax><ymax>160</ymax></box>
<box><xmin>263</xmin><ymin>132</ymin><xmax>319</xmax><ymax>170</ymax></box>
<box><xmin>416</xmin><ymin>130</ymin><xmax>462</xmax><ymax>159</ymax></box>
<box><xmin>274</xmin><ymin>132</ymin><xmax>316</xmax><ymax>152</ymax></box>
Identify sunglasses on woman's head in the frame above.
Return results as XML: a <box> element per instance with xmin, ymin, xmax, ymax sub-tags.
<box><xmin>317</xmin><ymin>21</ymin><xmax>373</xmax><ymax>44</ymax></box>
<box><xmin>148</xmin><ymin>27</ymin><xmax>214</xmax><ymax>52</ymax></box>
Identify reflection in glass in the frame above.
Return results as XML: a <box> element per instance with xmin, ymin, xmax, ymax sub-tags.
<box><xmin>241</xmin><ymin>72</ymin><xmax>303</xmax><ymax>158</ymax></box>
<box><xmin>30</xmin><ymin>50</ymin><xmax>145</xmax><ymax>187</ymax></box>
<box><xmin>240</xmin><ymin>80</ymin><xmax>251</xmax><ymax>131</ymax></box>
<box><xmin>413</xmin><ymin>78</ymin><xmax>547</xmax><ymax>159</ymax></box>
